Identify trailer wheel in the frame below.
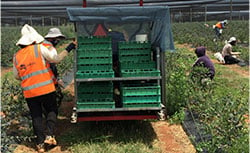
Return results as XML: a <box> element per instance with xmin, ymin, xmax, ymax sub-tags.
<box><xmin>157</xmin><ymin>109</ymin><xmax>166</xmax><ymax>120</ymax></box>
<box><xmin>70</xmin><ymin>107</ymin><xmax>77</xmax><ymax>123</ymax></box>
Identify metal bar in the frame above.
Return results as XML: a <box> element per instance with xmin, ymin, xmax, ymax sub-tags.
<box><xmin>156</xmin><ymin>47</ymin><xmax>160</xmax><ymax>86</ymax></box>
<box><xmin>76</xmin><ymin>107</ymin><xmax>162</xmax><ymax>112</ymax></box>
<box><xmin>77</xmin><ymin>115</ymin><xmax>158</xmax><ymax>121</ymax></box>
<box><xmin>160</xmin><ymin>51</ymin><xmax>166</xmax><ymax>106</ymax></box>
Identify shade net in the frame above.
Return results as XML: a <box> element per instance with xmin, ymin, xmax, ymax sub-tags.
<box><xmin>67</xmin><ymin>6</ymin><xmax>175</xmax><ymax>52</ymax></box>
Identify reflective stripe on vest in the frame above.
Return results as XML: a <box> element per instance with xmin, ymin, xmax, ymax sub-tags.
<box><xmin>23</xmin><ymin>79</ymin><xmax>53</xmax><ymax>91</ymax></box>
<box><xmin>21</xmin><ymin>68</ymin><xmax>50</xmax><ymax>80</ymax></box>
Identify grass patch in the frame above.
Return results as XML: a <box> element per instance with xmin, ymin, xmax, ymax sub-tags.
<box><xmin>58</xmin><ymin>121</ymin><xmax>161</xmax><ymax>153</ymax></box>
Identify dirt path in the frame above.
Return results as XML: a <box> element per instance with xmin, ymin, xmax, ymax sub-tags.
<box><xmin>151</xmin><ymin>121</ymin><xmax>196</xmax><ymax>153</ymax></box>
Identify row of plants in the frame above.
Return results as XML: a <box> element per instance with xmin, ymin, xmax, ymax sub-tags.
<box><xmin>172</xmin><ymin>20</ymin><xmax>249</xmax><ymax>64</ymax></box>
<box><xmin>165</xmin><ymin>48</ymin><xmax>248</xmax><ymax>152</ymax></box>
<box><xmin>1</xmin><ymin>22</ymin><xmax>248</xmax><ymax>152</ymax></box>
<box><xmin>1</xmin><ymin>24</ymin><xmax>75</xmax><ymax>67</ymax></box>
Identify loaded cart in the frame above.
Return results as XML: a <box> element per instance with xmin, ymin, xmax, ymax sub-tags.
<box><xmin>66</xmin><ymin>6</ymin><xmax>175</xmax><ymax>122</ymax></box>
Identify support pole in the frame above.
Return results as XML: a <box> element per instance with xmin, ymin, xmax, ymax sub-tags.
<box><xmin>190</xmin><ymin>8</ymin><xmax>192</xmax><ymax>22</ymax></box>
<box><xmin>15</xmin><ymin>17</ymin><xmax>18</xmax><ymax>26</ymax></box>
<box><xmin>51</xmin><ymin>17</ymin><xmax>53</xmax><ymax>26</ymax></box>
<box><xmin>230</xmin><ymin>0</ymin><xmax>232</xmax><ymax>21</ymax></box>
<box><xmin>42</xmin><ymin>16</ymin><xmax>44</xmax><ymax>27</ymax></box>
<box><xmin>204</xmin><ymin>5</ymin><xmax>207</xmax><ymax>23</ymax></box>
<box><xmin>30</xmin><ymin>15</ymin><xmax>33</xmax><ymax>25</ymax></box>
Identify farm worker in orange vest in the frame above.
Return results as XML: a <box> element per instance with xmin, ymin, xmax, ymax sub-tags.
<box><xmin>213</xmin><ymin>19</ymin><xmax>228</xmax><ymax>39</ymax></box>
<box><xmin>13</xmin><ymin>24</ymin><xmax>76</xmax><ymax>153</ymax></box>
<box><xmin>42</xmin><ymin>28</ymin><xmax>76</xmax><ymax>108</ymax></box>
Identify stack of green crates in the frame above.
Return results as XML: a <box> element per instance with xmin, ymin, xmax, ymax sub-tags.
<box><xmin>77</xmin><ymin>82</ymin><xmax>115</xmax><ymax>109</ymax></box>
<box><xmin>76</xmin><ymin>36</ymin><xmax>114</xmax><ymax>78</ymax></box>
<box><xmin>121</xmin><ymin>82</ymin><xmax>161</xmax><ymax>108</ymax></box>
<box><xmin>118</xmin><ymin>41</ymin><xmax>160</xmax><ymax>77</ymax></box>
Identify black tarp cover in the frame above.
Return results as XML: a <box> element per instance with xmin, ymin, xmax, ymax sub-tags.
<box><xmin>67</xmin><ymin>6</ymin><xmax>175</xmax><ymax>51</ymax></box>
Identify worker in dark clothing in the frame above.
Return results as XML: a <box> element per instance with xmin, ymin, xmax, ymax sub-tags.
<box><xmin>107</xmin><ymin>29</ymin><xmax>126</xmax><ymax>76</ymax></box>
<box><xmin>191</xmin><ymin>46</ymin><xmax>215</xmax><ymax>83</ymax></box>
<box><xmin>43</xmin><ymin>28</ymin><xmax>76</xmax><ymax>108</ymax></box>
<box><xmin>107</xmin><ymin>29</ymin><xmax>126</xmax><ymax>107</ymax></box>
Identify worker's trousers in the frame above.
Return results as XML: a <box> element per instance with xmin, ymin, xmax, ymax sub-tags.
<box><xmin>26</xmin><ymin>91</ymin><xmax>57</xmax><ymax>145</ymax></box>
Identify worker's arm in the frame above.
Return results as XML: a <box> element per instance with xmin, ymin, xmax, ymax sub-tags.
<box><xmin>13</xmin><ymin>64</ymin><xmax>21</xmax><ymax>80</ymax></box>
<box><xmin>40</xmin><ymin>42</ymin><xmax>76</xmax><ymax>63</ymax></box>
<box><xmin>231</xmin><ymin>51</ymin><xmax>241</xmax><ymax>55</ymax></box>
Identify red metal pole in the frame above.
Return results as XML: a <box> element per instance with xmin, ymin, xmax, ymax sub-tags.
<box><xmin>139</xmin><ymin>0</ymin><xmax>143</xmax><ymax>6</ymax></box>
<box><xmin>83</xmin><ymin>0</ymin><xmax>87</xmax><ymax>7</ymax></box>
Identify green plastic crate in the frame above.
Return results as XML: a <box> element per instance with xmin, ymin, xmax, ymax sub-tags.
<box><xmin>77</xmin><ymin>102</ymin><xmax>115</xmax><ymax>109</ymax></box>
<box><xmin>77</xmin><ymin>97</ymin><xmax>113</xmax><ymax>102</ymax></box>
<box><xmin>119</xmin><ymin>49</ymin><xmax>151</xmax><ymax>56</ymax></box>
<box><xmin>118</xmin><ymin>41</ymin><xmax>151</xmax><ymax>49</ymax></box>
<box><xmin>78</xmin><ymin>36</ymin><xmax>111</xmax><ymax>44</ymax></box>
<box><xmin>122</xmin><ymin>86</ymin><xmax>160</xmax><ymax>96</ymax></box>
<box><xmin>78</xmin><ymin>44</ymin><xmax>111</xmax><ymax>50</ymax></box>
<box><xmin>77</xmin><ymin>64</ymin><xmax>112</xmax><ymax>71</ymax></box>
<box><xmin>78</xmin><ymin>81</ymin><xmax>113</xmax><ymax>87</ymax></box>
<box><xmin>123</xmin><ymin>102</ymin><xmax>161</xmax><ymax>108</ymax></box>
<box><xmin>77</xmin><ymin>57</ymin><xmax>112</xmax><ymax>64</ymax></box>
<box><xmin>120</xmin><ymin>61</ymin><xmax>156</xmax><ymax>70</ymax></box>
<box><xmin>77</xmin><ymin>49</ymin><xmax>112</xmax><ymax>57</ymax></box>
<box><xmin>121</xmin><ymin>69</ymin><xmax>160</xmax><ymax>77</ymax></box>
<box><xmin>119</xmin><ymin>54</ymin><xmax>151</xmax><ymax>62</ymax></box>
<box><xmin>122</xmin><ymin>95</ymin><xmax>161</xmax><ymax>103</ymax></box>
<box><xmin>78</xmin><ymin>92</ymin><xmax>113</xmax><ymax>99</ymax></box>
<box><xmin>76</xmin><ymin>70</ymin><xmax>114</xmax><ymax>78</ymax></box>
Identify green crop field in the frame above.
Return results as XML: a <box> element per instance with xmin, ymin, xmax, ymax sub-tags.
<box><xmin>1</xmin><ymin>20</ymin><xmax>249</xmax><ymax>153</ymax></box>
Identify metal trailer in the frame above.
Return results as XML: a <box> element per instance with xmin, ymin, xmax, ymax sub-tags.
<box><xmin>67</xmin><ymin>5</ymin><xmax>175</xmax><ymax>122</ymax></box>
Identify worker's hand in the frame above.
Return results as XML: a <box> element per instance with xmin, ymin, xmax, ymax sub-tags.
<box><xmin>65</xmin><ymin>42</ymin><xmax>76</xmax><ymax>53</ymax></box>
<box><xmin>57</xmin><ymin>79</ymin><xmax>65</xmax><ymax>88</ymax></box>
<box><xmin>73</xmin><ymin>40</ymin><xmax>77</xmax><ymax>46</ymax></box>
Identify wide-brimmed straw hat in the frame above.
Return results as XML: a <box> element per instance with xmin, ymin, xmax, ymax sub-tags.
<box><xmin>44</xmin><ymin>28</ymin><xmax>65</xmax><ymax>39</ymax></box>
<box><xmin>16</xmin><ymin>24</ymin><xmax>44</xmax><ymax>46</ymax></box>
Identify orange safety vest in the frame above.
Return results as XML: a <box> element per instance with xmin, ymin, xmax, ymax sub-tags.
<box><xmin>42</xmin><ymin>40</ymin><xmax>58</xmax><ymax>84</ymax></box>
<box><xmin>215</xmin><ymin>22</ymin><xmax>222</xmax><ymax>29</ymax></box>
<box><xmin>13</xmin><ymin>44</ymin><xmax>55</xmax><ymax>98</ymax></box>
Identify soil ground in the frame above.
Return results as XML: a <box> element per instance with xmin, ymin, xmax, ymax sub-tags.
<box><xmin>3</xmin><ymin>44</ymin><xmax>248</xmax><ymax>153</ymax></box>
<box><xmin>11</xmin><ymin>80</ymin><xmax>196</xmax><ymax>153</ymax></box>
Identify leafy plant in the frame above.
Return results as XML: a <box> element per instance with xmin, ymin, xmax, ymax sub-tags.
<box><xmin>1</xmin><ymin>72</ymin><xmax>33</xmax><ymax>152</ymax></box>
